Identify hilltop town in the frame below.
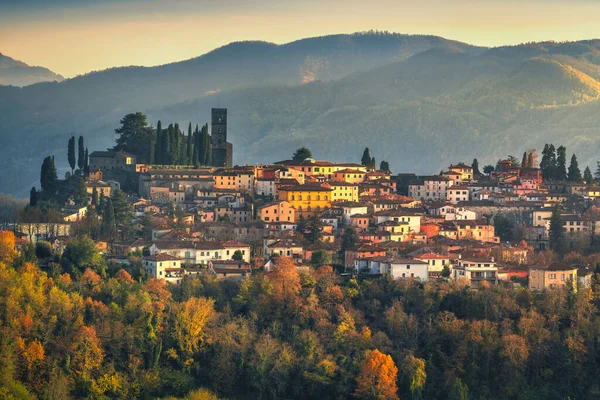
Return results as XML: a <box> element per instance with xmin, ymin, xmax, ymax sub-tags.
<box><xmin>7</xmin><ymin>108</ymin><xmax>600</xmax><ymax>292</ymax></box>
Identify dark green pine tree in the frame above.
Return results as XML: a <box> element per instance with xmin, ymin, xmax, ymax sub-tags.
<box><xmin>521</xmin><ymin>152</ymin><xmax>528</xmax><ymax>169</ymax></box>
<box><xmin>67</xmin><ymin>136</ymin><xmax>76</xmax><ymax>174</ymax></box>
<box><xmin>154</xmin><ymin>121</ymin><xmax>162</xmax><ymax>164</ymax></box>
<box><xmin>361</xmin><ymin>148</ymin><xmax>372</xmax><ymax>166</ymax></box>
<box><xmin>73</xmin><ymin>178</ymin><xmax>88</xmax><ymax>206</ymax></box>
<box><xmin>371</xmin><ymin>157</ymin><xmax>376</xmax><ymax>168</ymax></box>
<box><xmin>97</xmin><ymin>191</ymin><xmax>105</xmax><ymax>214</ymax></box>
<box><xmin>111</xmin><ymin>189</ymin><xmax>132</xmax><ymax>226</ymax></box>
<box><xmin>77</xmin><ymin>136</ymin><xmax>85</xmax><ymax>171</ymax></box>
<box><xmin>556</xmin><ymin>146</ymin><xmax>567</xmax><ymax>181</ymax></box>
<box><xmin>171</xmin><ymin>123</ymin><xmax>181</xmax><ymax>165</ymax></box>
<box><xmin>192</xmin><ymin>125</ymin><xmax>200</xmax><ymax>166</ymax></box>
<box><xmin>471</xmin><ymin>158</ymin><xmax>481</xmax><ymax>177</ymax></box>
<box><xmin>203</xmin><ymin>124</ymin><xmax>212</xmax><ymax>166</ymax></box>
<box><xmin>187</xmin><ymin>122</ymin><xmax>193</xmax><ymax>165</ymax></box>
<box><xmin>567</xmin><ymin>154</ymin><xmax>581</xmax><ymax>182</ymax></box>
<box><xmin>584</xmin><ymin>166</ymin><xmax>593</xmax><ymax>184</ymax></box>
<box><xmin>549</xmin><ymin>205</ymin><xmax>566</xmax><ymax>256</ymax></box>
<box><xmin>29</xmin><ymin>187</ymin><xmax>37</xmax><ymax>207</ymax></box>
<box><xmin>595</xmin><ymin>161</ymin><xmax>600</xmax><ymax>183</ymax></box>
<box><xmin>91</xmin><ymin>186</ymin><xmax>99</xmax><ymax>206</ymax></box>
<box><xmin>100</xmin><ymin>198</ymin><xmax>117</xmax><ymax>240</ymax></box>
<box><xmin>540</xmin><ymin>144</ymin><xmax>557</xmax><ymax>180</ymax></box>
<box><xmin>83</xmin><ymin>148</ymin><xmax>89</xmax><ymax>176</ymax></box>
<box><xmin>380</xmin><ymin>160</ymin><xmax>390</xmax><ymax>173</ymax></box>
<box><xmin>161</xmin><ymin>125</ymin><xmax>171</xmax><ymax>165</ymax></box>
<box><xmin>40</xmin><ymin>156</ymin><xmax>58</xmax><ymax>197</ymax></box>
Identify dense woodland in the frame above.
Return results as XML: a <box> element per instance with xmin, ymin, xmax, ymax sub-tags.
<box><xmin>1</xmin><ymin>229</ymin><xmax>600</xmax><ymax>399</ymax></box>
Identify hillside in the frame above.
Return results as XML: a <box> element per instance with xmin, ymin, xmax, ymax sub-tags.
<box><xmin>0</xmin><ymin>53</ymin><xmax>63</xmax><ymax>86</ymax></box>
<box><xmin>2</xmin><ymin>33</ymin><xmax>600</xmax><ymax>196</ymax></box>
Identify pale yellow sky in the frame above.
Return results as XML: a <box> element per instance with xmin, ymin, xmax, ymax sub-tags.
<box><xmin>1</xmin><ymin>0</ymin><xmax>599</xmax><ymax>78</ymax></box>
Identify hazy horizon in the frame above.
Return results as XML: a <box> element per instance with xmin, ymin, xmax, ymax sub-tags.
<box><xmin>1</xmin><ymin>0</ymin><xmax>600</xmax><ymax>78</ymax></box>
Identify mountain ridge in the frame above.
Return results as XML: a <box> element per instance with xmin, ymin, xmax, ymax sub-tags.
<box><xmin>0</xmin><ymin>53</ymin><xmax>64</xmax><ymax>87</ymax></box>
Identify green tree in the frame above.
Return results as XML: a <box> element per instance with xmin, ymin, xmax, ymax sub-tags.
<box><xmin>91</xmin><ymin>186</ymin><xmax>98</xmax><ymax>206</ymax></box>
<box><xmin>171</xmin><ymin>123</ymin><xmax>181</xmax><ymax>165</ymax></box>
<box><xmin>471</xmin><ymin>158</ymin><xmax>481</xmax><ymax>177</ymax></box>
<box><xmin>83</xmin><ymin>148</ymin><xmax>89</xmax><ymax>176</ymax></box>
<box><xmin>341</xmin><ymin>226</ymin><xmax>359</xmax><ymax>253</ymax></box>
<box><xmin>112</xmin><ymin>112</ymin><xmax>154</xmax><ymax>162</ymax></box>
<box><xmin>154</xmin><ymin>120</ymin><xmax>163</xmax><ymax>164</ymax></box>
<box><xmin>192</xmin><ymin>124</ymin><xmax>200</xmax><ymax>165</ymax></box>
<box><xmin>29</xmin><ymin>187</ymin><xmax>37</xmax><ymax>207</ymax></box>
<box><xmin>232</xmin><ymin>250</ymin><xmax>243</xmax><ymax>261</ymax></box>
<box><xmin>595</xmin><ymin>161</ymin><xmax>600</xmax><ymax>182</ymax></box>
<box><xmin>203</xmin><ymin>124</ymin><xmax>212</xmax><ymax>166</ymax></box>
<box><xmin>541</xmin><ymin>144</ymin><xmax>557</xmax><ymax>180</ymax></box>
<box><xmin>549</xmin><ymin>205</ymin><xmax>565</xmax><ymax>256</ymax></box>
<box><xmin>73</xmin><ymin>178</ymin><xmax>88</xmax><ymax>206</ymax></box>
<box><xmin>556</xmin><ymin>145</ymin><xmax>567</xmax><ymax>181</ymax></box>
<box><xmin>100</xmin><ymin>198</ymin><xmax>116</xmax><ymax>240</ymax></box>
<box><xmin>361</xmin><ymin>148</ymin><xmax>372</xmax><ymax>166</ymax></box>
<box><xmin>380</xmin><ymin>161</ymin><xmax>391</xmax><ymax>173</ymax></box>
<box><xmin>494</xmin><ymin>214</ymin><xmax>515</xmax><ymax>242</ymax></box>
<box><xmin>111</xmin><ymin>189</ymin><xmax>132</xmax><ymax>226</ymax></box>
<box><xmin>507</xmin><ymin>155</ymin><xmax>520</xmax><ymax>167</ymax></box>
<box><xmin>483</xmin><ymin>165</ymin><xmax>495</xmax><ymax>175</ymax></box>
<box><xmin>61</xmin><ymin>235</ymin><xmax>106</xmax><ymax>276</ymax></box>
<box><xmin>293</xmin><ymin>147</ymin><xmax>312</xmax><ymax>161</ymax></box>
<box><xmin>67</xmin><ymin>136</ymin><xmax>76</xmax><ymax>174</ymax></box>
<box><xmin>441</xmin><ymin>265</ymin><xmax>451</xmax><ymax>278</ymax></box>
<box><xmin>310</xmin><ymin>250</ymin><xmax>331</xmax><ymax>267</ymax></box>
<box><xmin>584</xmin><ymin>166</ymin><xmax>593</xmax><ymax>184</ymax></box>
<box><xmin>521</xmin><ymin>152</ymin><xmax>527</xmax><ymax>169</ymax></box>
<box><xmin>40</xmin><ymin>156</ymin><xmax>58</xmax><ymax>198</ymax></box>
<box><xmin>371</xmin><ymin>157</ymin><xmax>376</xmax><ymax>168</ymax></box>
<box><xmin>568</xmin><ymin>154</ymin><xmax>581</xmax><ymax>182</ymax></box>
<box><xmin>35</xmin><ymin>240</ymin><xmax>53</xmax><ymax>259</ymax></box>
<box><xmin>161</xmin><ymin>125</ymin><xmax>171</xmax><ymax>164</ymax></box>
<box><xmin>77</xmin><ymin>136</ymin><xmax>85</xmax><ymax>171</ymax></box>
<box><xmin>187</xmin><ymin>122</ymin><xmax>193</xmax><ymax>165</ymax></box>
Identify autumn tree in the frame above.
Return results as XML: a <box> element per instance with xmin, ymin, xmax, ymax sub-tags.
<box><xmin>70</xmin><ymin>326</ymin><xmax>105</xmax><ymax>379</ymax></box>
<box><xmin>354</xmin><ymin>349</ymin><xmax>399</xmax><ymax>400</ymax></box>
<box><xmin>172</xmin><ymin>297</ymin><xmax>216</xmax><ymax>360</ymax></box>
<box><xmin>401</xmin><ymin>353</ymin><xmax>426</xmax><ymax>400</ymax></box>
<box><xmin>268</xmin><ymin>256</ymin><xmax>301</xmax><ymax>304</ymax></box>
<box><xmin>0</xmin><ymin>230</ymin><xmax>17</xmax><ymax>265</ymax></box>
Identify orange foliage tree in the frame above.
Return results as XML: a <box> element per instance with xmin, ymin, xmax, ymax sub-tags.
<box><xmin>354</xmin><ymin>349</ymin><xmax>399</xmax><ymax>400</ymax></box>
<box><xmin>267</xmin><ymin>256</ymin><xmax>301</xmax><ymax>303</ymax></box>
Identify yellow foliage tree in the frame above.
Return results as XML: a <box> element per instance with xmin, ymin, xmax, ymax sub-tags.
<box><xmin>173</xmin><ymin>297</ymin><xmax>216</xmax><ymax>358</ymax></box>
<box><xmin>0</xmin><ymin>230</ymin><xmax>17</xmax><ymax>265</ymax></box>
<box><xmin>354</xmin><ymin>349</ymin><xmax>399</xmax><ymax>400</ymax></box>
<box><xmin>70</xmin><ymin>326</ymin><xmax>105</xmax><ymax>378</ymax></box>
<box><xmin>267</xmin><ymin>256</ymin><xmax>301</xmax><ymax>304</ymax></box>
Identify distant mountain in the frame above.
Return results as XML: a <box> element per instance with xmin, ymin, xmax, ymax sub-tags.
<box><xmin>2</xmin><ymin>33</ymin><xmax>600</xmax><ymax>197</ymax></box>
<box><xmin>0</xmin><ymin>53</ymin><xmax>63</xmax><ymax>87</ymax></box>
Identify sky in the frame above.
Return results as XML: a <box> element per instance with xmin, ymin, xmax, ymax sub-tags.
<box><xmin>1</xmin><ymin>0</ymin><xmax>599</xmax><ymax>78</ymax></box>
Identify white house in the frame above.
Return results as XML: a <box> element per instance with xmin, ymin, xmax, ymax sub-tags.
<box><xmin>143</xmin><ymin>253</ymin><xmax>184</xmax><ymax>284</ymax></box>
<box><xmin>452</xmin><ymin>255</ymin><xmax>497</xmax><ymax>288</ymax></box>
<box><xmin>354</xmin><ymin>256</ymin><xmax>429</xmax><ymax>281</ymax></box>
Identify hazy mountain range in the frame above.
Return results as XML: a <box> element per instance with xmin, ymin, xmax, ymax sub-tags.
<box><xmin>0</xmin><ymin>53</ymin><xmax>63</xmax><ymax>87</ymax></box>
<box><xmin>2</xmin><ymin>32</ymin><xmax>600</xmax><ymax>197</ymax></box>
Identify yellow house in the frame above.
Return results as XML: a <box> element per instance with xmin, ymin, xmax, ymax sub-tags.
<box><xmin>333</xmin><ymin>169</ymin><xmax>366</xmax><ymax>184</ymax></box>
<box><xmin>448</xmin><ymin>163</ymin><xmax>473</xmax><ymax>182</ymax></box>
<box><xmin>277</xmin><ymin>184</ymin><xmax>332</xmax><ymax>217</ymax></box>
<box><xmin>258</xmin><ymin>201</ymin><xmax>296</xmax><ymax>223</ymax></box>
<box><xmin>529</xmin><ymin>263</ymin><xmax>577</xmax><ymax>291</ymax></box>
<box><xmin>86</xmin><ymin>180</ymin><xmax>112</xmax><ymax>197</ymax></box>
<box><xmin>213</xmin><ymin>171</ymin><xmax>239</xmax><ymax>189</ymax></box>
<box><xmin>329</xmin><ymin>181</ymin><xmax>359</xmax><ymax>202</ymax></box>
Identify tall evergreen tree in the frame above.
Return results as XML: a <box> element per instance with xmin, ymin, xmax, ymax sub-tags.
<box><xmin>202</xmin><ymin>124</ymin><xmax>211</xmax><ymax>166</ymax></box>
<box><xmin>91</xmin><ymin>186</ymin><xmax>99</xmax><ymax>206</ymax></box>
<box><xmin>171</xmin><ymin>123</ymin><xmax>181</xmax><ymax>165</ymax></box>
<box><xmin>361</xmin><ymin>148</ymin><xmax>372</xmax><ymax>166</ymax></box>
<box><xmin>100</xmin><ymin>198</ymin><xmax>116</xmax><ymax>240</ymax></box>
<box><xmin>540</xmin><ymin>144</ymin><xmax>558</xmax><ymax>180</ymax></box>
<box><xmin>29</xmin><ymin>187</ymin><xmax>37</xmax><ymax>207</ymax></box>
<box><xmin>83</xmin><ymin>148</ymin><xmax>89</xmax><ymax>176</ymax></box>
<box><xmin>67</xmin><ymin>136</ymin><xmax>76</xmax><ymax>174</ymax></box>
<box><xmin>192</xmin><ymin>125</ymin><xmax>200</xmax><ymax>166</ymax></box>
<box><xmin>584</xmin><ymin>166</ymin><xmax>593</xmax><ymax>184</ymax></box>
<box><xmin>187</xmin><ymin>122</ymin><xmax>193</xmax><ymax>165</ymax></box>
<box><xmin>380</xmin><ymin>161</ymin><xmax>390</xmax><ymax>173</ymax></box>
<box><xmin>371</xmin><ymin>157</ymin><xmax>376</xmax><ymax>168</ymax></box>
<box><xmin>154</xmin><ymin>121</ymin><xmax>162</xmax><ymax>164</ymax></box>
<box><xmin>595</xmin><ymin>161</ymin><xmax>600</xmax><ymax>182</ymax></box>
<box><xmin>549</xmin><ymin>205</ymin><xmax>566</xmax><ymax>256</ymax></box>
<box><xmin>471</xmin><ymin>159</ymin><xmax>481</xmax><ymax>177</ymax></box>
<box><xmin>521</xmin><ymin>152</ymin><xmax>528</xmax><ymax>169</ymax></box>
<box><xmin>77</xmin><ymin>136</ymin><xmax>85</xmax><ymax>170</ymax></box>
<box><xmin>161</xmin><ymin>125</ymin><xmax>171</xmax><ymax>165</ymax></box>
<box><xmin>73</xmin><ymin>178</ymin><xmax>88</xmax><ymax>206</ymax></box>
<box><xmin>567</xmin><ymin>154</ymin><xmax>581</xmax><ymax>182</ymax></box>
<box><xmin>40</xmin><ymin>156</ymin><xmax>58</xmax><ymax>197</ymax></box>
<box><xmin>556</xmin><ymin>146</ymin><xmax>567</xmax><ymax>181</ymax></box>
<box><xmin>111</xmin><ymin>189</ymin><xmax>132</xmax><ymax>226</ymax></box>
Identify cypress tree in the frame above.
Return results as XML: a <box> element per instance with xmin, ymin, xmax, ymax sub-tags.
<box><xmin>29</xmin><ymin>187</ymin><xmax>37</xmax><ymax>207</ymax></box>
<box><xmin>549</xmin><ymin>205</ymin><xmax>566</xmax><ymax>256</ymax></box>
<box><xmin>192</xmin><ymin>125</ymin><xmax>200</xmax><ymax>166</ymax></box>
<box><xmin>91</xmin><ymin>186</ymin><xmax>99</xmax><ymax>206</ymax></box>
<box><xmin>84</xmin><ymin>148</ymin><xmax>89</xmax><ymax>176</ymax></box>
<box><xmin>556</xmin><ymin>146</ymin><xmax>567</xmax><ymax>181</ymax></box>
<box><xmin>171</xmin><ymin>123</ymin><xmax>180</xmax><ymax>165</ymax></box>
<box><xmin>161</xmin><ymin>125</ymin><xmax>171</xmax><ymax>165</ymax></box>
<box><xmin>67</xmin><ymin>136</ymin><xmax>76</xmax><ymax>174</ymax></box>
<box><xmin>527</xmin><ymin>152</ymin><xmax>535</xmax><ymax>168</ymax></box>
<box><xmin>155</xmin><ymin>121</ymin><xmax>162</xmax><ymax>164</ymax></box>
<box><xmin>73</xmin><ymin>178</ymin><xmax>88</xmax><ymax>206</ymax></box>
<box><xmin>187</xmin><ymin>122</ymin><xmax>193</xmax><ymax>165</ymax></box>
<box><xmin>40</xmin><ymin>156</ymin><xmax>58</xmax><ymax>197</ymax></box>
<box><xmin>203</xmin><ymin>124</ymin><xmax>212</xmax><ymax>166</ymax></box>
<box><xmin>471</xmin><ymin>159</ymin><xmax>480</xmax><ymax>177</ymax></box>
<box><xmin>361</xmin><ymin>148</ymin><xmax>372</xmax><ymax>166</ymax></box>
<box><xmin>77</xmin><ymin>136</ymin><xmax>85</xmax><ymax>170</ymax></box>
<box><xmin>100</xmin><ymin>198</ymin><xmax>117</xmax><ymax>240</ymax></box>
<box><xmin>584</xmin><ymin>166</ymin><xmax>593</xmax><ymax>184</ymax></box>
<box><xmin>371</xmin><ymin>157</ymin><xmax>376</xmax><ymax>168</ymax></box>
<box><xmin>521</xmin><ymin>152</ymin><xmax>528</xmax><ymax>169</ymax></box>
<box><xmin>567</xmin><ymin>154</ymin><xmax>581</xmax><ymax>182</ymax></box>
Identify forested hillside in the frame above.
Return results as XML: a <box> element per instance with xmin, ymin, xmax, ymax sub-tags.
<box><xmin>1</xmin><ymin>234</ymin><xmax>600</xmax><ymax>399</ymax></box>
<box><xmin>3</xmin><ymin>33</ymin><xmax>600</xmax><ymax>196</ymax></box>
